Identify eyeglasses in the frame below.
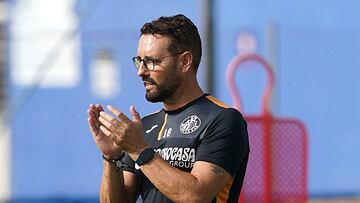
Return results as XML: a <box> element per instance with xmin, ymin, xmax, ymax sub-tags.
<box><xmin>132</xmin><ymin>52</ymin><xmax>183</xmax><ymax>71</ymax></box>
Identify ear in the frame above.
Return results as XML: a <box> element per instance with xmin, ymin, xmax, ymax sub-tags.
<box><xmin>179</xmin><ymin>51</ymin><xmax>193</xmax><ymax>73</ymax></box>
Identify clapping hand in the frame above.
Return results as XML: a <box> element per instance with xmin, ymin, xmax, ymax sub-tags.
<box><xmin>87</xmin><ymin>104</ymin><xmax>123</xmax><ymax>159</ymax></box>
<box><xmin>88</xmin><ymin>104</ymin><xmax>148</xmax><ymax>158</ymax></box>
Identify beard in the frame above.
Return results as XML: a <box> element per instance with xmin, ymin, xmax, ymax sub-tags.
<box><xmin>143</xmin><ymin>73</ymin><xmax>181</xmax><ymax>103</ymax></box>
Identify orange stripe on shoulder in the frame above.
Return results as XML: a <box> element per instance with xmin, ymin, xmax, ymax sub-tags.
<box><xmin>216</xmin><ymin>178</ymin><xmax>234</xmax><ymax>203</ymax></box>
<box><xmin>206</xmin><ymin>95</ymin><xmax>230</xmax><ymax>108</ymax></box>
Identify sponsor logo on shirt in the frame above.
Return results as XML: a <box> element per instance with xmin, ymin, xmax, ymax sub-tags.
<box><xmin>154</xmin><ymin>147</ymin><xmax>195</xmax><ymax>169</ymax></box>
<box><xmin>180</xmin><ymin>115</ymin><xmax>201</xmax><ymax>134</ymax></box>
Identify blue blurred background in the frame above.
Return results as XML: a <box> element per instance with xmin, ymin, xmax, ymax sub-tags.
<box><xmin>1</xmin><ymin>0</ymin><xmax>359</xmax><ymax>202</ymax></box>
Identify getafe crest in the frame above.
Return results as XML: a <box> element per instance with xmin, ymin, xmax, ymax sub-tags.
<box><xmin>180</xmin><ymin>115</ymin><xmax>201</xmax><ymax>134</ymax></box>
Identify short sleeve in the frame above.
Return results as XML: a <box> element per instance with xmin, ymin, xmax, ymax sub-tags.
<box><xmin>196</xmin><ymin>108</ymin><xmax>249</xmax><ymax>176</ymax></box>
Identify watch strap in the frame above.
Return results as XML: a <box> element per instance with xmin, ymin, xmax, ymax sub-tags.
<box><xmin>135</xmin><ymin>148</ymin><xmax>155</xmax><ymax>167</ymax></box>
<box><xmin>102</xmin><ymin>152</ymin><xmax>125</xmax><ymax>163</ymax></box>
<box><xmin>102</xmin><ymin>152</ymin><xmax>130</xmax><ymax>169</ymax></box>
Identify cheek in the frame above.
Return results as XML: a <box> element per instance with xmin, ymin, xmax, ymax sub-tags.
<box><xmin>149</xmin><ymin>73</ymin><xmax>162</xmax><ymax>86</ymax></box>
<box><xmin>151</xmin><ymin>64</ymin><xmax>179</xmax><ymax>85</ymax></box>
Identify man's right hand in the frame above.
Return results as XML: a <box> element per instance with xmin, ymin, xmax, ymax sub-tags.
<box><xmin>87</xmin><ymin>104</ymin><xmax>123</xmax><ymax>159</ymax></box>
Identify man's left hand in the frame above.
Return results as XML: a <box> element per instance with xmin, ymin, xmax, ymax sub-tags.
<box><xmin>98</xmin><ymin>105</ymin><xmax>149</xmax><ymax>154</ymax></box>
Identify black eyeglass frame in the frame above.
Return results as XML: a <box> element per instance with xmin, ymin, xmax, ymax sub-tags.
<box><xmin>132</xmin><ymin>52</ymin><xmax>183</xmax><ymax>71</ymax></box>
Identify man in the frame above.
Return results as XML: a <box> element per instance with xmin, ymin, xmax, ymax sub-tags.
<box><xmin>87</xmin><ymin>14</ymin><xmax>249</xmax><ymax>203</ymax></box>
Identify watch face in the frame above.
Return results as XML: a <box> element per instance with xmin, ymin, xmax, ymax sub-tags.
<box><xmin>116</xmin><ymin>160</ymin><xmax>126</xmax><ymax>168</ymax></box>
<box><xmin>115</xmin><ymin>160</ymin><xmax>122</xmax><ymax>168</ymax></box>
<box><xmin>115</xmin><ymin>160</ymin><xmax>131</xmax><ymax>170</ymax></box>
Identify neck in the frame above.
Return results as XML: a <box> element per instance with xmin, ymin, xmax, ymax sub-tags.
<box><xmin>162</xmin><ymin>80</ymin><xmax>204</xmax><ymax>111</ymax></box>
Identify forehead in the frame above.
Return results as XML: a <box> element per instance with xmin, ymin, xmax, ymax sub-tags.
<box><xmin>137</xmin><ymin>34</ymin><xmax>171</xmax><ymax>56</ymax></box>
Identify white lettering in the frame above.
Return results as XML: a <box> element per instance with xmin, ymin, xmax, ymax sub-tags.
<box><xmin>170</xmin><ymin>147</ymin><xmax>178</xmax><ymax>160</ymax></box>
<box><xmin>163</xmin><ymin>128</ymin><xmax>172</xmax><ymax>138</ymax></box>
<box><xmin>154</xmin><ymin>147</ymin><xmax>196</xmax><ymax>169</ymax></box>
<box><xmin>176</xmin><ymin>148</ymin><xmax>183</xmax><ymax>161</ymax></box>
<box><xmin>189</xmin><ymin>148</ymin><xmax>195</xmax><ymax>162</ymax></box>
<box><xmin>165</xmin><ymin>147</ymin><xmax>171</xmax><ymax>160</ymax></box>
<box><xmin>183</xmin><ymin>148</ymin><xmax>190</xmax><ymax>161</ymax></box>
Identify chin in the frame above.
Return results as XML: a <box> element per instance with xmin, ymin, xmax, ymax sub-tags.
<box><xmin>145</xmin><ymin>92</ymin><xmax>163</xmax><ymax>103</ymax></box>
<box><xmin>144</xmin><ymin>83</ymin><xmax>177</xmax><ymax>103</ymax></box>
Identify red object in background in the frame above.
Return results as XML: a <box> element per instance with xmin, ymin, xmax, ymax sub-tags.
<box><xmin>226</xmin><ymin>54</ymin><xmax>308</xmax><ymax>203</ymax></box>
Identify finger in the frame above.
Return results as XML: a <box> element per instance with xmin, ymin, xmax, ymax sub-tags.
<box><xmin>99</xmin><ymin>125</ymin><xmax>112</xmax><ymax>137</ymax></box>
<box><xmin>99</xmin><ymin>111</ymin><xmax>119</xmax><ymax>125</ymax></box>
<box><xmin>99</xmin><ymin>116</ymin><xmax>115</xmax><ymax>132</ymax></box>
<box><xmin>96</xmin><ymin>104</ymin><xmax>104</xmax><ymax>112</ymax></box>
<box><xmin>87</xmin><ymin>108</ymin><xmax>93</xmax><ymax>117</ymax></box>
<box><xmin>88</xmin><ymin>108</ymin><xmax>97</xmax><ymax>119</ymax></box>
<box><xmin>88</xmin><ymin>111</ymin><xmax>105</xmax><ymax>134</ymax></box>
<box><xmin>88</xmin><ymin>109</ymin><xmax>101</xmax><ymax>129</ymax></box>
<box><xmin>89</xmin><ymin>104</ymin><xmax>99</xmax><ymax>114</ymax></box>
<box><xmin>87</xmin><ymin>117</ymin><xmax>98</xmax><ymax>136</ymax></box>
<box><xmin>130</xmin><ymin>105</ymin><xmax>141</xmax><ymax>123</ymax></box>
<box><xmin>100</xmin><ymin>125</ymin><xmax>119</xmax><ymax>144</ymax></box>
<box><xmin>107</xmin><ymin>105</ymin><xmax>131</xmax><ymax>122</ymax></box>
<box><xmin>92</xmin><ymin>104</ymin><xmax>104</xmax><ymax>119</ymax></box>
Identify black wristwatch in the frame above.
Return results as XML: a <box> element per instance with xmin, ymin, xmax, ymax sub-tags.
<box><xmin>102</xmin><ymin>152</ymin><xmax>129</xmax><ymax>169</ymax></box>
<box><xmin>135</xmin><ymin>148</ymin><xmax>156</xmax><ymax>168</ymax></box>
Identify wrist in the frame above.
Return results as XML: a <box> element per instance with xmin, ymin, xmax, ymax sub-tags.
<box><xmin>133</xmin><ymin>147</ymin><xmax>156</xmax><ymax>169</ymax></box>
<box><xmin>128</xmin><ymin>145</ymin><xmax>149</xmax><ymax>160</ymax></box>
<box><xmin>104</xmin><ymin>151</ymin><xmax>124</xmax><ymax>160</ymax></box>
<box><xmin>102</xmin><ymin>152</ymin><xmax>130</xmax><ymax>170</ymax></box>
<box><xmin>102</xmin><ymin>152</ymin><xmax>125</xmax><ymax>163</ymax></box>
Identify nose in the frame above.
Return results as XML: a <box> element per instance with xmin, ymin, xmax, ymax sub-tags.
<box><xmin>137</xmin><ymin>62</ymin><xmax>149</xmax><ymax>77</ymax></box>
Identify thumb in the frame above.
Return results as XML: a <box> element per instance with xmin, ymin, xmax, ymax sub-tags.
<box><xmin>130</xmin><ymin>105</ymin><xmax>141</xmax><ymax>122</ymax></box>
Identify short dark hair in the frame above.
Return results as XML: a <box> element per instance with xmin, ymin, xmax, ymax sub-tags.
<box><xmin>140</xmin><ymin>14</ymin><xmax>202</xmax><ymax>72</ymax></box>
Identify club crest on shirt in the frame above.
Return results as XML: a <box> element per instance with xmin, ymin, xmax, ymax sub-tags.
<box><xmin>180</xmin><ymin>115</ymin><xmax>201</xmax><ymax>134</ymax></box>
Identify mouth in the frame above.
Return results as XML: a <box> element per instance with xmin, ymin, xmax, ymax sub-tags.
<box><xmin>143</xmin><ymin>81</ymin><xmax>156</xmax><ymax>90</ymax></box>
